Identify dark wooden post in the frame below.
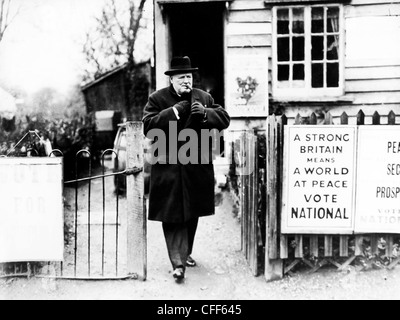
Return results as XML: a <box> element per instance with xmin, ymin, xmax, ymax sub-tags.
<box><xmin>357</xmin><ymin>110</ymin><xmax>365</xmax><ymax>126</ymax></box>
<box><xmin>340</xmin><ymin>112</ymin><xmax>349</xmax><ymax>125</ymax></box>
<box><xmin>310</xmin><ymin>112</ymin><xmax>317</xmax><ymax>125</ymax></box>
<box><xmin>249</xmin><ymin>132</ymin><xmax>258</xmax><ymax>276</ymax></box>
<box><xmin>265</xmin><ymin>115</ymin><xmax>283</xmax><ymax>282</ymax></box>
<box><xmin>126</xmin><ymin>121</ymin><xmax>147</xmax><ymax>280</ymax></box>
<box><xmin>355</xmin><ymin>111</ymin><xmax>365</xmax><ymax>257</ymax></box>
<box><xmin>241</xmin><ymin>132</ymin><xmax>247</xmax><ymax>254</ymax></box>
<box><xmin>338</xmin><ymin>113</ymin><xmax>349</xmax><ymax>258</ymax></box>
<box><xmin>372</xmin><ymin>111</ymin><xmax>381</xmax><ymax>125</ymax></box>
<box><xmin>368</xmin><ymin>111</ymin><xmax>382</xmax><ymax>256</ymax></box>
<box><xmin>279</xmin><ymin>115</ymin><xmax>288</xmax><ymax>261</ymax></box>
<box><xmin>388</xmin><ymin>111</ymin><xmax>396</xmax><ymax>125</ymax></box>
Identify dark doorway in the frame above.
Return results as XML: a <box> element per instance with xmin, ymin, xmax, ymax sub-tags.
<box><xmin>168</xmin><ymin>2</ymin><xmax>225</xmax><ymax>106</ymax></box>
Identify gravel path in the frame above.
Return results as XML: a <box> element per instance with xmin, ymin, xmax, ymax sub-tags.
<box><xmin>1</xmin><ymin>189</ymin><xmax>400</xmax><ymax>300</ymax></box>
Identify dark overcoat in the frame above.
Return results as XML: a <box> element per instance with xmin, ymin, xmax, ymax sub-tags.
<box><xmin>142</xmin><ymin>85</ymin><xmax>230</xmax><ymax>223</ymax></box>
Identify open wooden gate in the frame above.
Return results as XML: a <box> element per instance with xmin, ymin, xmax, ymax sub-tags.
<box><xmin>0</xmin><ymin>122</ymin><xmax>147</xmax><ymax>281</ymax></box>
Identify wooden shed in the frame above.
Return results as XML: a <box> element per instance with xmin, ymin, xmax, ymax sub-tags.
<box><xmin>82</xmin><ymin>64</ymin><xmax>128</xmax><ymax>117</ymax></box>
<box><xmin>154</xmin><ymin>0</ymin><xmax>400</xmax><ymax>129</ymax></box>
<box><xmin>81</xmin><ymin>61</ymin><xmax>152</xmax><ymax>121</ymax></box>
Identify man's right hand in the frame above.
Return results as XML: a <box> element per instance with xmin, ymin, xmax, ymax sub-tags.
<box><xmin>173</xmin><ymin>101</ymin><xmax>191</xmax><ymax>117</ymax></box>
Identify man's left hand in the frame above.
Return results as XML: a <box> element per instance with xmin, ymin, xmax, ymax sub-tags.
<box><xmin>191</xmin><ymin>102</ymin><xmax>206</xmax><ymax>120</ymax></box>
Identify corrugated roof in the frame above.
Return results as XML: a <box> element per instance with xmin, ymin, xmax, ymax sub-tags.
<box><xmin>81</xmin><ymin>64</ymin><xmax>128</xmax><ymax>92</ymax></box>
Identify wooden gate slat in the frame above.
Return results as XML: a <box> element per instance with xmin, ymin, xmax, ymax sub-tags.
<box><xmin>245</xmin><ymin>134</ymin><xmax>250</xmax><ymax>260</ymax></box>
<box><xmin>249</xmin><ymin>133</ymin><xmax>258</xmax><ymax>275</ymax></box>
<box><xmin>355</xmin><ymin>235</ymin><xmax>364</xmax><ymax>256</ymax></box>
<box><xmin>388</xmin><ymin>110</ymin><xmax>396</xmax><ymax>125</ymax></box>
<box><xmin>280</xmin><ymin>235</ymin><xmax>288</xmax><ymax>259</ymax></box>
<box><xmin>372</xmin><ymin>111</ymin><xmax>381</xmax><ymax>125</ymax></box>
<box><xmin>253</xmin><ymin>134</ymin><xmax>260</xmax><ymax>275</ymax></box>
<box><xmin>339</xmin><ymin>236</ymin><xmax>349</xmax><ymax>257</ymax></box>
<box><xmin>240</xmin><ymin>133</ymin><xmax>247</xmax><ymax>255</ymax></box>
<box><xmin>340</xmin><ymin>112</ymin><xmax>349</xmax><ymax>125</ymax></box>
<box><xmin>265</xmin><ymin>116</ymin><xmax>284</xmax><ymax>281</ymax></box>
<box><xmin>386</xmin><ymin>235</ymin><xmax>394</xmax><ymax>258</ymax></box>
<box><xmin>246</xmin><ymin>134</ymin><xmax>250</xmax><ymax>260</ymax></box>
<box><xmin>277</xmin><ymin>116</ymin><xmax>286</xmax><ymax>261</ymax></box>
<box><xmin>310</xmin><ymin>236</ymin><xmax>319</xmax><ymax>258</ymax></box>
<box><xmin>246</xmin><ymin>132</ymin><xmax>252</xmax><ymax>261</ymax></box>
<box><xmin>244</xmin><ymin>133</ymin><xmax>248</xmax><ymax>257</ymax></box>
<box><xmin>295</xmin><ymin>235</ymin><xmax>303</xmax><ymax>258</ymax></box>
<box><xmin>324</xmin><ymin>236</ymin><xmax>333</xmax><ymax>257</ymax></box>
<box><xmin>370</xmin><ymin>235</ymin><xmax>378</xmax><ymax>255</ymax></box>
<box><xmin>268</xmin><ymin>115</ymin><xmax>279</xmax><ymax>260</ymax></box>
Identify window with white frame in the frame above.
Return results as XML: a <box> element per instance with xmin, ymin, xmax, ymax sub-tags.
<box><xmin>273</xmin><ymin>5</ymin><xmax>344</xmax><ymax>99</ymax></box>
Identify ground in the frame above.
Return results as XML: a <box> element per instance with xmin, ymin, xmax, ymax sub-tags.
<box><xmin>1</xmin><ymin>170</ymin><xmax>400</xmax><ymax>300</ymax></box>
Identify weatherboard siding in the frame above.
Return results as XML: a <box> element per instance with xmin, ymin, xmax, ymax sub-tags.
<box><xmin>343</xmin><ymin>1</ymin><xmax>400</xmax><ymax>115</ymax></box>
<box><xmin>154</xmin><ymin>0</ymin><xmax>400</xmax><ymax>118</ymax></box>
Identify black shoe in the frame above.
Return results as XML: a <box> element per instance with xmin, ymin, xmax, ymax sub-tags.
<box><xmin>173</xmin><ymin>267</ymin><xmax>185</xmax><ymax>282</ymax></box>
<box><xmin>186</xmin><ymin>255</ymin><xmax>197</xmax><ymax>267</ymax></box>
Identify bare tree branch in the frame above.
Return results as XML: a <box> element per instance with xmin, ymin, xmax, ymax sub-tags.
<box><xmin>128</xmin><ymin>0</ymin><xmax>146</xmax><ymax>64</ymax></box>
<box><xmin>83</xmin><ymin>0</ymin><xmax>150</xmax><ymax>82</ymax></box>
<box><xmin>0</xmin><ymin>0</ymin><xmax>8</xmax><ymax>42</ymax></box>
<box><xmin>111</xmin><ymin>0</ymin><xmax>127</xmax><ymax>41</ymax></box>
<box><xmin>0</xmin><ymin>0</ymin><xmax>20</xmax><ymax>43</ymax></box>
<box><xmin>0</xmin><ymin>0</ymin><xmax>5</xmax><ymax>25</ymax></box>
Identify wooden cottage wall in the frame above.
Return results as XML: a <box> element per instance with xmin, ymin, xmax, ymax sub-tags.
<box><xmin>343</xmin><ymin>0</ymin><xmax>400</xmax><ymax>122</ymax></box>
<box><xmin>227</xmin><ymin>1</ymin><xmax>272</xmax><ymax>92</ymax></box>
<box><xmin>155</xmin><ymin>0</ymin><xmax>400</xmax><ymax>125</ymax></box>
<box><xmin>261</xmin><ymin>0</ymin><xmax>400</xmax><ymax>124</ymax></box>
<box><xmin>226</xmin><ymin>1</ymin><xmax>272</xmax><ymax>132</ymax></box>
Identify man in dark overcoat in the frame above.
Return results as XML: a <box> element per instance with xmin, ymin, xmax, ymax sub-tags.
<box><xmin>142</xmin><ymin>56</ymin><xmax>230</xmax><ymax>282</ymax></box>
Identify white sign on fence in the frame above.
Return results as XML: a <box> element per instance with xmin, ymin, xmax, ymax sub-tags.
<box><xmin>355</xmin><ymin>126</ymin><xmax>400</xmax><ymax>233</ymax></box>
<box><xmin>282</xmin><ymin>126</ymin><xmax>357</xmax><ymax>234</ymax></box>
<box><xmin>0</xmin><ymin>157</ymin><xmax>64</xmax><ymax>263</ymax></box>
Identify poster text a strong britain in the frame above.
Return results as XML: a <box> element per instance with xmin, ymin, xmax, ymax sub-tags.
<box><xmin>282</xmin><ymin>126</ymin><xmax>357</xmax><ymax>234</ymax></box>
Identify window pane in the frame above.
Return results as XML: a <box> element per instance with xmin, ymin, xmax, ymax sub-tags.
<box><xmin>312</xmin><ymin>7</ymin><xmax>324</xmax><ymax>33</ymax></box>
<box><xmin>292</xmin><ymin>8</ymin><xmax>304</xmax><ymax>34</ymax></box>
<box><xmin>275</xmin><ymin>5</ymin><xmax>342</xmax><ymax>91</ymax></box>
<box><xmin>327</xmin><ymin>7</ymin><xmax>340</xmax><ymax>33</ymax></box>
<box><xmin>327</xmin><ymin>63</ymin><xmax>339</xmax><ymax>87</ymax></box>
<box><xmin>293</xmin><ymin>64</ymin><xmax>305</xmax><ymax>80</ymax></box>
<box><xmin>312</xmin><ymin>63</ymin><xmax>324</xmax><ymax>88</ymax></box>
<box><xmin>278</xmin><ymin>37</ymin><xmax>290</xmax><ymax>61</ymax></box>
<box><xmin>327</xmin><ymin>35</ymin><xmax>339</xmax><ymax>60</ymax></box>
<box><xmin>278</xmin><ymin>64</ymin><xmax>290</xmax><ymax>81</ymax></box>
<box><xmin>292</xmin><ymin>37</ymin><xmax>304</xmax><ymax>61</ymax></box>
<box><xmin>277</xmin><ymin>9</ymin><xmax>289</xmax><ymax>34</ymax></box>
<box><xmin>312</xmin><ymin>36</ymin><xmax>324</xmax><ymax>61</ymax></box>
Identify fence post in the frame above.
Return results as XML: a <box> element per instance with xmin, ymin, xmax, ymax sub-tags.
<box><xmin>126</xmin><ymin>121</ymin><xmax>147</xmax><ymax>280</ymax></box>
<box><xmin>265</xmin><ymin>115</ymin><xmax>283</xmax><ymax>282</ymax></box>
<box><xmin>388</xmin><ymin>111</ymin><xmax>396</xmax><ymax>125</ymax></box>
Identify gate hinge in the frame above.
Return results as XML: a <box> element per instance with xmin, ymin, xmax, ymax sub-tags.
<box><xmin>124</xmin><ymin>167</ymin><xmax>143</xmax><ymax>176</ymax></box>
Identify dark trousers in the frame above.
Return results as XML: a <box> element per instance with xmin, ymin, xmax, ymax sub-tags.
<box><xmin>162</xmin><ymin>218</ymin><xmax>199</xmax><ymax>270</ymax></box>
